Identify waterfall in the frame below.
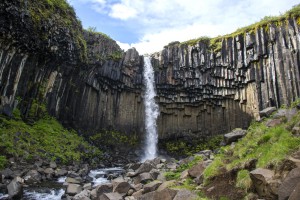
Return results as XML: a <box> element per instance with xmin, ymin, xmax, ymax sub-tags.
<box><xmin>142</xmin><ymin>56</ymin><xmax>159</xmax><ymax>161</ymax></box>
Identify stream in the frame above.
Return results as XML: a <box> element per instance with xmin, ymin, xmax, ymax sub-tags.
<box><xmin>0</xmin><ymin>167</ymin><xmax>124</xmax><ymax>200</ymax></box>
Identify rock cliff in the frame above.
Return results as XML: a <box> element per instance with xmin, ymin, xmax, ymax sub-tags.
<box><xmin>1</xmin><ymin>0</ymin><xmax>300</xmax><ymax>142</ymax></box>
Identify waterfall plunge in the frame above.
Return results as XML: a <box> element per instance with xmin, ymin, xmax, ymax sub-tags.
<box><xmin>142</xmin><ymin>56</ymin><xmax>159</xmax><ymax>161</ymax></box>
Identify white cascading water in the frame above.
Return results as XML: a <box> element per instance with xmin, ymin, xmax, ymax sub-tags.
<box><xmin>142</xmin><ymin>56</ymin><xmax>159</xmax><ymax>161</ymax></box>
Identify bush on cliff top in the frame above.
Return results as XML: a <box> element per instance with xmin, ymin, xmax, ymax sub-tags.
<box><xmin>0</xmin><ymin>109</ymin><xmax>102</xmax><ymax>169</ymax></box>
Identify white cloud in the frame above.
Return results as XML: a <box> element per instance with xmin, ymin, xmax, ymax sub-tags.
<box><xmin>70</xmin><ymin>0</ymin><xmax>300</xmax><ymax>54</ymax></box>
<box><xmin>109</xmin><ymin>3</ymin><xmax>138</xmax><ymax>20</ymax></box>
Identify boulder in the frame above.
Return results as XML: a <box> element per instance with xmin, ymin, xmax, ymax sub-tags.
<box><xmin>224</xmin><ymin>129</ymin><xmax>247</xmax><ymax>145</ymax></box>
<box><xmin>66</xmin><ymin>177</ymin><xmax>82</xmax><ymax>184</ymax></box>
<box><xmin>250</xmin><ymin>168</ymin><xmax>276</xmax><ymax>198</ymax></box>
<box><xmin>180</xmin><ymin>170</ymin><xmax>189</xmax><ymax>179</ymax></box>
<box><xmin>56</xmin><ymin>169</ymin><xmax>68</xmax><ymax>176</ymax></box>
<box><xmin>50</xmin><ymin>161</ymin><xmax>57</xmax><ymax>169</ymax></box>
<box><xmin>44</xmin><ymin>168</ymin><xmax>55</xmax><ymax>175</ymax></box>
<box><xmin>166</xmin><ymin>163</ymin><xmax>177</xmax><ymax>170</ymax></box>
<box><xmin>278</xmin><ymin>168</ymin><xmax>300</xmax><ymax>200</ymax></box>
<box><xmin>90</xmin><ymin>184</ymin><xmax>113</xmax><ymax>200</ymax></box>
<box><xmin>1</xmin><ymin>168</ymin><xmax>14</xmax><ymax>179</ymax></box>
<box><xmin>66</xmin><ymin>184</ymin><xmax>82</xmax><ymax>196</ymax></box>
<box><xmin>188</xmin><ymin>161</ymin><xmax>206</xmax><ymax>178</ymax></box>
<box><xmin>83</xmin><ymin>183</ymin><xmax>92</xmax><ymax>190</ymax></box>
<box><xmin>24</xmin><ymin>170</ymin><xmax>41</xmax><ymax>184</ymax></box>
<box><xmin>265</xmin><ymin>118</ymin><xmax>283</xmax><ymax>127</ymax></box>
<box><xmin>134</xmin><ymin>172</ymin><xmax>153</xmax><ymax>184</ymax></box>
<box><xmin>112</xmin><ymin>181</ymin><xmax>131</xmax><ymax>194</ymax></box>
<box><xmin>288</xmin><ymin>182</ymin><xmax>300</xmax><ymax>200</ymax></box>
<box><xmin>173</xmin><ymin>189</ymin><xmax>198</xmax><ymax>200</ymax></box>
<box><xmin>7</xmin><ymin>177</ymin><xmax>24</xmax><ymax>199</ymax></box>
<box><xmin>73</xmin><ymin>189</ymin><xmax>91</xmax><ymax>200</ymax></box>
<box><xmin>157</xmin><ymin>180</ymin><xmax>176</xmax><ymax>191</ymax></box>
<box><xmin>143</xmin><ymin>180</ymin><xmax>162</xmax><ymax>194</ymax></box>
<box><xmin>132</xmin><ymin>189</ymin><xmax>144</xmax><ymax>199</ymax></box>
<box><xmin>99</xmin><ymin>192</ymin><xmax>123</xmax><ymax>200</ymax></box>
<box><xmin>134</xmin><ymin>163</ymin><xmax>155</xmax><ymax>176</ymax></box>
<box><xmin>138</xmin><ymin>188</ymin><xmax>177</xmax><ymax>200</ymax></box>
<box><xmin>259</xmin><ymin>107</ymin><xmax>277</xmax><ymax>118</ymax></box>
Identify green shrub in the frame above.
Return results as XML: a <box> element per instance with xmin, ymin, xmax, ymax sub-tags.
<box><xmin>236</xmin><ymin>170</ymin><xmax>252</xmax><ymax>191</ymax></box>
<box><xmin>0</xmin><ymin>156</ymin><xmax>7</xmax><ymax>169</ymax></box>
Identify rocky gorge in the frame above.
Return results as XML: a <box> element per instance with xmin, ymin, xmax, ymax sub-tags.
<box><xmin>1</xmin><ymin>0</ymin><xmax>300</xmax><ymax>199</ymax></box>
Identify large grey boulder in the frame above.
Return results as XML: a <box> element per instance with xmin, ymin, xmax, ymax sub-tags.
<box><xmin>138</xmin><ymin>188</ymin><xmax>177</xmax><ymax>200</ymax></box>
<box><xmin>99</xmin><ymin>192</ymin><xmax>123</xmax><ymax>200</ymax></box>
<box><xmin>278</xmin><ymin>168</ymin><xmax>300</xmax><ymax>200</ymax></box>
<box><xmin>143</xmin><ymin>180</ymin><xmax>162</xmax><ymax>194</ymax></box>
<box><xmin>188</xmin><ymin>161</ymin><xmax>206</xmax><ymax>178</ymax></box>
<box><xmin>49</xmin><ymin>161</ymin><xmax>57</xmax><ymax>169</ymax></box>
<box><xmin>134</xmin><ymin>172</ymin><xmax>153</xmax><ymax>184</ymax></box>
<box><xmin>1</xmin><ymin>168</ymin><xmax>14</xmax><ymax>179</ymax></box>
<box><xmin>112</xmin><ymin>181</ymin><xmax>131</xmax><ymax>194</ymax></box>
<box><xmin>24</xmin><ymin>170</ymin><xmax>41</xmax><ymax>184</ymax></box>
<box><xmin>73</xmin><ymin>189</ymin><xmax>91</xmax><ymax>200</ymax></box>
<box><xmin>134</xmin><ymin>163</ymin><xmax>155</xmax><ymax>176</ymax></box>
<box><xmin>173</xmin><ymin>189</ymin><xmax>198</xmax><ymax>200</ymax></box>
<box><xmin>66</xmin><ymin>184</ymin><xmax>82</xmax><ymax>196</ymax></box>
<box><xmin>250</xmin><ymin>168</ymin><xmax>276</xmax><ymax>199</ymax></box>
<box><xmin>55</xmin><ymin>169</ymin><xmax>68</xmax><ymax>176</ymax></box>
<box><xmin>288</xmin><ymin>182</ymin><xmax>300</xmax><ymax>200</ymax></box>
<box><xmin>66</xmin><ymin>177</ymin><xmax>82</xmax><ymax>184</ymax></box>
<box><xmin>90</xmin><ymin>184</ymin><xmax>113</xmax><ymax>200</ymax></box>
<box><xmin>7</xmin><ymin>177</ymin><xmax>24</xmax><ymax>199</ymax></box>
<box><xmin>259</xmin><ymin>107</ymin><xmax>277</xmax><ymax>118</ymax></box>
<box><xmin>224</xmin><ymin>129</ymin><xmax>247</xmax><ymax>144</ymax></box>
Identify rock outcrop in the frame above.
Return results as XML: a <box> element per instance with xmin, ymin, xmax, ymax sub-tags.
<box><xmin>1</xmin><ymin>0</ymin><xmax>300</xmax><ymax>143</ymax></box>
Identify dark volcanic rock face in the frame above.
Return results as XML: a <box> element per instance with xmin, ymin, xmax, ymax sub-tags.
<box><xmin>0</xmin><ymin>0</ymin><xmax>300</xmax><ymax>141</ymax></box>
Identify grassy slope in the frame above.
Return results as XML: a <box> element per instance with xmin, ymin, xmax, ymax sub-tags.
<box><xmin>0</xmin><ymin>109</ymin><xmax>102</xmax><ymax>169</ymax></box>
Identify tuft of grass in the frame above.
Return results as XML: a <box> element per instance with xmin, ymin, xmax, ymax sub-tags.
<box><xmin>0</xmin><ymin>156</ymin><xmax>7</xmax><ymax>170</ymax></box>
<box><xmin>236</xmin><ymin>170</ymin><xmax>252</xmax><ymax>191</ymax></box>
<box><xmin>164</xmin><ymin>155</ymin><xmax>203</xmax><ymax>181</ymax></box>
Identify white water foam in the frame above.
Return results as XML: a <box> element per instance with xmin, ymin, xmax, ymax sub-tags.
<box><xmin>57</xmin><ymin>176</ymin><xmax>66</xmax><ymax>183</ymax></box>
<box><xmin>88</xmin><ymin>167</ymin><xmax>123</xmax><ymax>187</ymax></box>
<box><xmin>142</xmin><ymin>56</ymin><xmax>159</xmax><ymax>161</ymax></box>
<box><xmin>24</xmin><ymin>189</ymin><xmax>64</xmax><ymax>200</ymax></box>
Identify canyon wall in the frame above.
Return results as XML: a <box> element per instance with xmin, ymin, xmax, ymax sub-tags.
<box><xmin>1</xmin><ymin>0</ymin><xmax>300</xmax><ymax>141</ymax></box>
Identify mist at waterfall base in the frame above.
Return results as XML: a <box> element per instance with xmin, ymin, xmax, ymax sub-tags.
<box><xmin>141</xmin><ymin>56</ymin><xmax>159</xmax><ymax>162</ymax></box>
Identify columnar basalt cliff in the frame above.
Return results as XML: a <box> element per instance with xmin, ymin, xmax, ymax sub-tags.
<box><xmin>1</xmin><ymin>0</ymin><xmax>300</xmax><ymax>143</ymax></box>
<box><xmin>152</xmin><ymin>19</ymin><xmax>300</xmax><ymax>138</ymax></box>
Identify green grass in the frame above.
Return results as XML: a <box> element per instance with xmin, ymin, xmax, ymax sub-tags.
<box><xmin>203</xmin><ymin>108</ymin><xmax>300</xmax><ymax>185</ymax></box>
<box><xmin>165</xmin><ymin>155</ymin><xmax>203</xmax><ymax>180</ymax></box>
<box><xmin>235</xmin><ymin>170</ymin><xmax>252</xmax><ymax>191</ymax></box>
<box><xmin>0</xmin><ymin>109</ymin><xmax>102</xmax><ymax>168</ymax></box>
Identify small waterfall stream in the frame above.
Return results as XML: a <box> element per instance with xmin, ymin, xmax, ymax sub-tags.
<box><xmin>142</xmin><ymin>56</ymin><xmax>159</xmax><ymax>161</ymax></box>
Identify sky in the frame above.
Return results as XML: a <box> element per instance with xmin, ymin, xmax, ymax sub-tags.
<box><xmin>68</xmin><ymin>0</ymin><xmax>299</xmax><ymax>54</ymax></box>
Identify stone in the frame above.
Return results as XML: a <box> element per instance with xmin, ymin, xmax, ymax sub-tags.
<box><xmin>112</xmin><ymin>181</ymin><xmax>131</xmax><ymax>194</ymax></box>
<box><xmin>265</xmin><ymin>118</ymin><xmax>283</xmax><ymax>127</ymax></box>
<box><xmin>83</xmin><ymin>183</ymin><xmax>92</xmax><ymax>190</ymax></box>
<box><xmin>188</xmin><ymin>161</ymin><xmax>206</xmax><ymax>178</ymax></box>
<box><xmin>259</xmin><ymin>107</ymin><xmax>277</xmax><ymax>118</ymax></box>
<box><xmin>66</xmin><ymin>184</ymin><xmax>82</xmax><ymax>196</ymax></box>
<box><xmin>288</xmin><ymin>182</ymin><xmax>300</xmax><ymax>200</ymax></box>
<box><xmin>180</xmin><ymin>170</ymin><xmax>189</xmax><ymax>179</ymax></box>
<box><xmin>132</xmin><ymin>189</ymin><xmax>144</xmax><ymax>199</ymax></box>
<box><xmin>56</xmin><ymin>169</ymin><xmax>68</xmax><ymax>176</ymax></box>
<box><xmin>149</xmin><ymin>169</ymin><xmax>160</xmax><ymax>180</ymax></box>
<box><xmin>134</xmin><ymin>163</ymin><xmax>155</xmax><ymax>176</ymax></box>
<box><xmin>44</xmin><ymin>168</ymin><xmax>55</xmax><ymax>175</ymax></box>
<box><xmin>143</xmin><ymin>180</ymin><xmax>162</xmax><ymax>194</ymax></box>
<box><xmin>278</xmin><ymin>168</ymin><xmax>300</xmax><ymax>200</ymax></box>
<box><xmin>166</xmin><ymin>163</ymin><xmax>177</xmax><ymax>170</ymax></box>
<box><xmin>99</xmin><ymin>192</ymin><xmax>123</xmax><ymax>200</ymax></box>
<box><xmin>157</xmin><ymin>180</ymin><xmax>176</xmax><ymax>191</ymax></box>
<box><xmin>224</xmin><ymin>129</ymin><xmax>247</xmax><ymax>145</ymax></box>
<box><xmin>24</xmin><ymin>170</ymin><xmax>41</xmax><ymax>184</ymax></box>
<box><xmin>250</xmin><ymin>168</ymin><xmax>276</xmax><ymax>198</ymax></box>
<box><xmin>66</xmin><ymin>177</ymin><xmax>82</xmax><ymax>184</ymax></box>
<box><xmin>1</xmin><ymin>168</ymin><xmax>14</xmax><ymax>179</ymax></box>
<box><xmin>138</xmin><ymin>188</ymin><xmax>177</xmax><ymax>200</ymax></box>
<box><xmin>50</xmin><ymin>161</ymin><xmax>57</xmax><ymax>169</ymax></box>
<box><xmin>134</xmin><ymin>172</ymin><xmax>153</xmax><ymax>184</ymax></box>
<box><xmin>90</xmin><ymin>184</ymin><xmax>113</xmax><ymax>200</ymax></box>
<box><xmin>127</xmin><ymin>188</ymin><xmax>135</xmax><ymax>196</ymax></box>
<box><xmin>7</xmin><ymin>177</ymin><xmax>24</xmax><ymax>199</ymax></box>
<box><xmin>173</xmin><ymin>189</ymin><xmax>198</xmax><ymax>200</ymax></box>
<box><xmin>73</xmin><ymin>189</ymin><xmax>91</xmax><ymax>200</ymax></box>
